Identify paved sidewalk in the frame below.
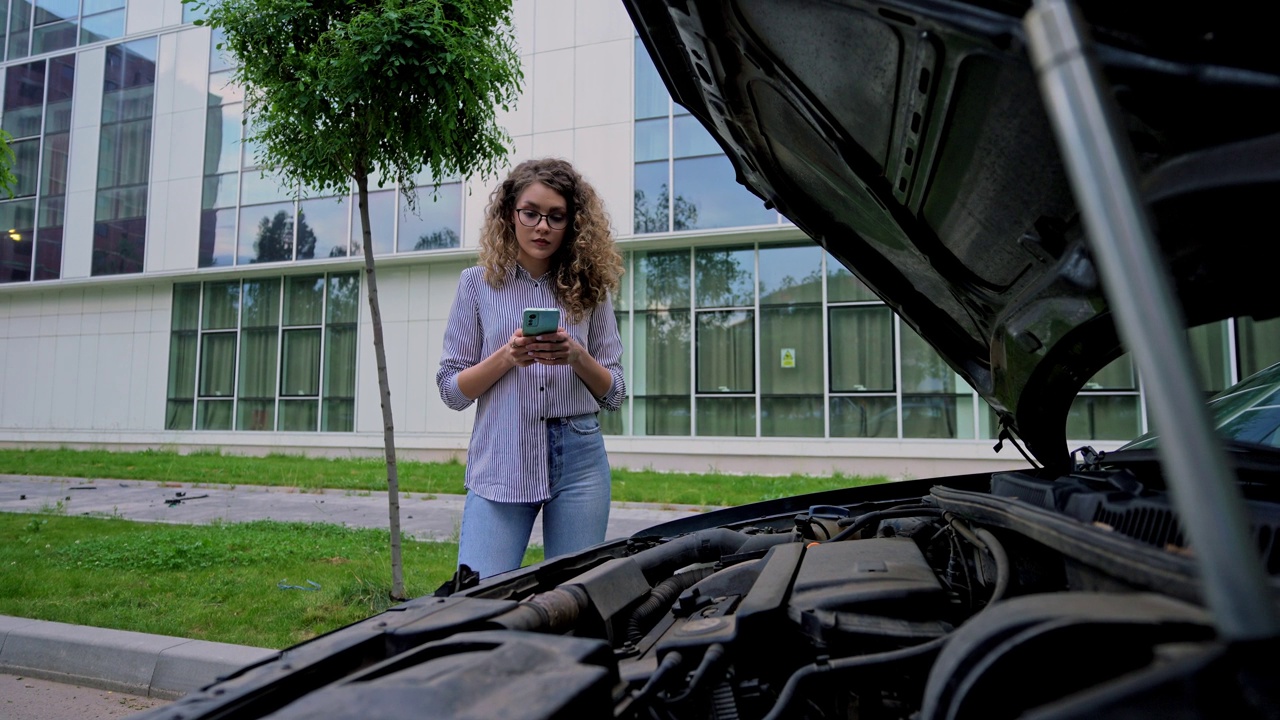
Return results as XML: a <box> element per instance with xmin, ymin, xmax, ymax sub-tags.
<box><xmin>0</xmin><ymin>474</ymin><xmax>717</xmax><ymax>546</ymax></box>
<box><xmin>0</xmin><ymin>474</ymin><xmax>719</xmax><ymax>699</ymax></box>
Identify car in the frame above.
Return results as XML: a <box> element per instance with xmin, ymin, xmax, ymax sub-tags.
<box><xmin>137</xmin><ymin>0</ymin><xmax>1279</xmax><ymax>718</ymax></box>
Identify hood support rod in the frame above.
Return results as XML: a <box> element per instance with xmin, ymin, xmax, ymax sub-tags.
<box><xmin>1025</xmin><ymin>0</ymin><xmax>1278</xmax><ymax>641</ymax></box>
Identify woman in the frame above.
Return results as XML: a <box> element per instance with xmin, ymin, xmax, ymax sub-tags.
<box><xmin>436</xmin><ymin>158</ymin><xmax>626</xmax><ymax>579</ymax></box>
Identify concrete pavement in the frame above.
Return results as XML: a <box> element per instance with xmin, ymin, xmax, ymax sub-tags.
<box><xmin>0</xmin><ymin>474</ymin><xmax>718</xmax><ymax>699</ymax></box>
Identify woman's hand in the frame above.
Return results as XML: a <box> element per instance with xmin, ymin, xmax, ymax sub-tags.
<box><xmin>507</xmin><ymin>331</ymin><xmax>537</xmax><ymax>368</ymax></box>
<box><xmin>524</xmin><ymin>328</ymin><xmax>586</xmax><ymax>367</ymax></box>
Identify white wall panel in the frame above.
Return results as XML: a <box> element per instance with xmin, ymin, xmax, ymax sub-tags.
<box><xmin>72</xmin><ymin>48</ymin><xmax>105</xmax><ymax>130</ymax></box>
<box><xmin>3</xmin><ymin>337</ymin><xmax>38</xmax><ymax>427</ymax></box>
<box><xmin>145</xmin><ymin>330</ymin><xmax>171</xmax><ymax>429</ymax></box>
<box><xmin>573</xmin><ymin>122</ymin><xmax>632</xmax><ymax>235</ymax></box>
<box><xmin>126</xmin><ymin>0</ymin><xmax>167</xmax><ymax>35</ymax></box>
<box><xmin>574</xmin><ymin>40</ymin><xmax>630</xmax><ymax>128</ymax></box>
<box><xmin>532</xmin><ymin>49</ymin><xmax>574</xmax><ymax>133</ymax></box>
<box><xmin>154</xmin><ymin>32</ymin><xmax>180</xmax><ymax>117</ymax></box>
<box><xmin>498</xmin><ymin>54</ymin><xmax>534</xmax><ymax>138</ymax></box>
<box><xmin>428</xmin><ymin>261</ymin><xmax>467</xmax><ymax>321</ymax></box>
<box><xmin>51</xmin><ymin>335</ymin><xmax>82</xmax><ymax>428</ymax></box>
<box><xmin>532</xmin><ymin>129</ymin><xmax>573</xmax><ymax>160</ymax></box>
<box><xmin>32</xmin><ymin>336</ymin><xmax>58</xmax><ymax>428</ymax></box>
<box><xmin>512</xmin><ymin>0</ymin><xmax>534</xmax><ymax>54</ymax></box>
<box><xmin>162</xmin><ymin>176</ymin><xmax>201</xmax><ymax>272</ymax></box>
<box><xmin>171</xmin><ymin>27</ymin><xmax>211</xmax><ymax>113</ymax></box>
<box><xmin>533</xmin><ymin>0</ymin><xmax>574</xmax><ymax>52</ymax></box>
<box><xmin>127</xmin><ymin>330</ymin><xmax>153</xmax><ymax>429</ymax></box>
<box><xmin>406</xmin><ymin>265</ymin><xmax>431</xmax><ymax>322</ymax></box>
<box><xmin>146</xmin><ymin>181</ymin><xmax>170</xmax><ymax>272</ymax></box>
<box><xmin>93</xmin><ymin>333</ymin><xmax>133</xmax><ymax>429</ymax></box>
<box><xmin>162</xmin><ymin>0</ymin><xmax>187</xmax><ymax>28</ymax></box>
<box><xmin>576</xmin><ymin>0</ymin><xmax>634</xmax><ymax>44</ymax></box>
<box><xmin>424</xmin><ymin>318</ymin><xmax>474</xmax><ymax>434</ymax></box>
<box><xmin>403</xmin><ymin>319</ymin><xmax>430</xmax><ymax>434</ymax></box>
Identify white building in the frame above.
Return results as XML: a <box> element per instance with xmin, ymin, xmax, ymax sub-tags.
<box><xmin>1</xmin><ymin>0</ymin><xmax>1275</xmax><ymax>478</ymax></box>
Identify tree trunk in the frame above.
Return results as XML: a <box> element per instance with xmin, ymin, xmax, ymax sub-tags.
<box><xmin>355</xmin><ymin>167</ymin><xmax>406</xmax><ymax>601</ymax></box>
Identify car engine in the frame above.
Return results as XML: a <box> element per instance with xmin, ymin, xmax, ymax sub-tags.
<box><xmin>147</xmin><ymin>468</ymin><xmax>1280</xmax><ymax>720</ymax></box>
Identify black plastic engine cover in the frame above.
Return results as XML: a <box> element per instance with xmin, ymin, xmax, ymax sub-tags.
<box><xmin>260</xmin><ymin>630</ymin><xmax>616</xmax><ymax>720</ymax></box>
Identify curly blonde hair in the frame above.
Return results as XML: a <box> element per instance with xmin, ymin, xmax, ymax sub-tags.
<box><xmin>478</xmin><ymin>158</ymin><xmax>624</xmax><ymax>323</ymax></box>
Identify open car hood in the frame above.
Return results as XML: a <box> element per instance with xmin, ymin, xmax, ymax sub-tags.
<box><xmin>624</xmin><ymin>0</ymin><xmax>1280</xmax><ymax>470</ymax></box>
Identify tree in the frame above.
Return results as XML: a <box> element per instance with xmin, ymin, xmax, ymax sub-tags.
<box><xmin>189</xmin><ymin>0</ymin><xmax>522</xmax><ymax>599</ymax></box>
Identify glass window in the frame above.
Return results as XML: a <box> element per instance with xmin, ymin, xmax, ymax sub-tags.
<box><xmin>297</xmin><ymin>196</ymin><xmax>349</xmax><ymax>260</ymax></box>
<box><xmin>350</xmin><ymin>189</ymin><xmax>394</xmax><ymax>256</ymax></box>
<box><xmin>397</xmin><ymin>183</ymin><xmax>461</xmax><ymax>252</ymax></box>
<box><xmin>761</xmin><ymin>396</ymin><xmax>823</xmax><ymax>437</ymax></box>
<box><xmin>1067</xmin><ymin>395</ymin><xmax>1140</xmax><ymax>441</ymax></box>
<box><xmin>761</xmin><ymin>306</ymin><xmax>822</xmax><ymax>395</ymax></box>
<box><xmin>695</xmin><ymin>246</ymin><xmax>753</xmax><ymax>308</ymax></box>
<box><xmin>829</xmin><ymin>306</ymin><xmax>894</xmax><ymax>392</ymax></box>
<box><xmin>673</xmin><ymin>155</ymin><xmax>774</xmax><ymax>230</ymax></box>
<box><xmin>634</xmin><ymin>118</ymin><xmax>668</xmax><ymax>163</ymax></box>
<box><xmin>169</xmin><ymin>274</ymin><xmax>358</xmax><ymax>434</ymax></box>
<box><xmin>633</xmin><ymin>161</ymin><xmax>669</xmax><ymax>234</ymax></box>
<box><xmin>1</xmin><ymin>54</ymin><xmax>73</xmax><ymax>283</ymax></box>
<box><xmin>1188</xmin><ymin>321</ymin><xmax>1231</xmax><ymax>394</ymax></box>
<box><xmin>204</xmin><ymin>104</ymin><xmax>242</xmax><ymax>175</ymax></box>
<box><xmin>633</xmin><ymin>308</ymin><xmax>690</xmax><ymax>436</ymax></box>
<box><xmin>635</xmin><ymin>249</ymin><xmax>690</xmax><ymax>309</ymax></box>
<box><xmin>672</xmin><ymin>114</ymin><xmax>721</xmax><ymax>158</ymax></box>
<box><xmin>696</xmin><ymin>310</ymin><xmax>753</xmax><ymax>393</ymax></box>
<box><xmin>634</xmin><ymin>38</ymin><xmax>667</xmax><ymax>120</ymax></box>
<box><xmin>93</xmin><ymin>38</ymin><xmax>156</xmax><ymax>277</ymax></box>
<box><xmin>237</xmin><ymin>279</ymin><xmax>280</xmax><ymax>431</ymax></box>
<box><xmin>285</xmin><ymin>274</ymin><xmax>325</xmax><ymax>325</ymax></box>
<box><xmin>830</xmin><ymin>395</ymin><xmax>897</xmax><ymax>438</ymax></box>
<box><xmin>697</xmin><ymin>397</ymin><xmax>755</xmax><ymax>437</ymax></box>
<box><xmin>238</xmin><ymin>201</ymin><xmax>295</xmax><ymax>264</ymax></box>
<box><xmin>199</xmin><ymin>207</ymin><xmax>237</xmax><ymax>268</ymax></box>
<box><xmin>1237</xmin><ymin>317</ymin><xmax>1280</xmax><ymax>380</ymax></box>
<box><xmin>166</xmin><ymin>283</ymin><xmax>201</xmax><ymax>430</ymax></box>
<box><xmin>760</xmin><ymin>244</ymin><xmax>822</xmax><ymax>304</ymax></box>
<box><xmin>826</xmin><ymin>256</ymin><xmax>879</xmax><ymax>302</ymax></box>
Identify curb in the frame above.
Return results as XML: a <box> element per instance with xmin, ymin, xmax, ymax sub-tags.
<box><xmin>0</xmin><ymin>615</ymin><xmax>275</xmax><ymax>700</ymax></box>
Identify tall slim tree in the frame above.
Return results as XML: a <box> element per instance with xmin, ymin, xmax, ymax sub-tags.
<box><xmin>188</xmin><ymin>0</ymin><xmax>522</xmax><ymax>599</ymax></box>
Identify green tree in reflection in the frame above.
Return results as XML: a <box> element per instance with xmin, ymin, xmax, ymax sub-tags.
<box><xmin>414</xmin><ymin>228</ymin><xmax>459</xmax><ymax>251</ymax></box>
<box><xmin>634</xmin><ymin>184</ymin><xmax>698</xmax><ymax>233</ymax></box>
<box><xmin>252</xmin><ymin>210</ymin><xmax>293</xmax><ymax>263</ymax></box>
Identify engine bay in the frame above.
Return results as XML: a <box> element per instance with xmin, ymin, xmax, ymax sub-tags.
<box><xmin>150</xmin><ymin>468</ymin><xmax>1280</xmax><ymax>720</ymax></box>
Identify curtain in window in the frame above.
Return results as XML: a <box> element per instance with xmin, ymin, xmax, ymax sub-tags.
<box><xmin>696</xmin><ymin>311</ymin><xmax>753</xmax><ymax>393</ymax></box>
<box><xmin>829</xmin><ymin>306</ymin><xmax>894</xmax><ymax>392</ymax></box>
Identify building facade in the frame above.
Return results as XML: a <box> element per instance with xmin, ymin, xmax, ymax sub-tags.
<box><xmin>1</xmin><ymin>0</ymin><xmax>1277</xmax><ymax>478</ymax></box>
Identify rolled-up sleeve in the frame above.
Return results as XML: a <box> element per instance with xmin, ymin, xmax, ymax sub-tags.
<box><xmin>436</xmin><ymin>270</ymin><xmax>481</xmax><ymax>411</ymax></box>
<box><xmin>589</xmin><ymin>295</ymin><xmax>627</xmax><ymax>411</ymax></box>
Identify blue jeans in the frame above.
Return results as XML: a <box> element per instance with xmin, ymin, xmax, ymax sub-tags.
<box><xmin>457</xmin><ymin>413</ymin><xmax>611</xmax><ymax>578</ymax></box>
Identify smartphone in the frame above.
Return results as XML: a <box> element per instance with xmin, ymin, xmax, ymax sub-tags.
<box><xmin>522</xmin><ymin>308</ymin><xmax>560</xmax><ymax>337</ymax></box>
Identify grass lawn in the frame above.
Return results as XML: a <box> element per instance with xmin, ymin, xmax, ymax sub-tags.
<box><xmin>0</xmin><ymin>448</ymin><xmax>887</xmax><ymax>507</ymax></box>
<box><xmin>0</xmin><ymin>512</ymin><xmax>542</xmax><ymax>649</ymax></box>
<box><xmin>0</xmin><ymin>447</ymin><xmax>887</xmax><ymax>646</ymax></box>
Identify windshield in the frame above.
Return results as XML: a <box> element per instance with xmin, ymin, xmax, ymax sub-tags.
<box><xmin>1121</xmin><ymin>362</ymin><xmax>1280</xmax><ymax>450</ymax></box>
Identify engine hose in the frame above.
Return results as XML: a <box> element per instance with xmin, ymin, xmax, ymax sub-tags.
<box><xmin>973</xmin><ymin>527</ymin><xmax>1011</xmax><ymax>603</ymax></box>
<box><xmin>826</xmin><ymin>507</ymin><xmax>942</xmax><ymax>542</ymax></box>
<box><xmin>626</xmin><ymin>566</ymin><xmax>717</xmax><ymax>645</ymax></box>
<box><xmin>760</xmin><ymin>635</ymin><xmax>948</xmax><ymax>720</ymax></box>
<box><xmin>632</xmin><ymin>528</ymin><xmax>757</xmax><ymax>580</ymax></box>
<box><xmin>490</xmin><ymin>584</ymin><xmax>590</xmax><ymax>633</ymax></box>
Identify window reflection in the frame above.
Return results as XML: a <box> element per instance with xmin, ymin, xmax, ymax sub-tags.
<box><xmin>398</xmin><ymin>183</ymin><xmax>461</xmax><ymax>252</ymax></box>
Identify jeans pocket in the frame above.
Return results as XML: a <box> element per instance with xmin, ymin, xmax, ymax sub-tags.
<box><xmin>566</xmin><ymin>412</ymin><xmax>601</xmax><ymax>435</ymax></box>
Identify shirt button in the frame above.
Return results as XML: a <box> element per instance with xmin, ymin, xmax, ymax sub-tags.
<box><xmin>540</xmin><ymin>386</ymin><xmax>544</xmax><ymax>391</ymax></box>
<box><xmin>540</xmin><ymin>416</ymin><xmax>545</xmax><ymax>421</ymax></box>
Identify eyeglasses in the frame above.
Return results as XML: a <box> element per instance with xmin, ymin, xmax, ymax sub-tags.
<box><xmin>515</xmin><ymin>208</ymin><xmax>569</xmax><ymax>230</ymax></box>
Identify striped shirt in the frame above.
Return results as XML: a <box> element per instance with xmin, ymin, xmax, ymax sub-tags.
<box><xmin>437</xmin><ymin>265</ymin><xmax>626</xmax><ymax>503</ymax></box>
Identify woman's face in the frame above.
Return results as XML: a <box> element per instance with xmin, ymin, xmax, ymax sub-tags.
<box><xmin>512</xmin><ymin>180</ymin><xmax>569</xmax><ymax>276</ymax></box>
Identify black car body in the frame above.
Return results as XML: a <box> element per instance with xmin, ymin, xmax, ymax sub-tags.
<box><xmin>141</xmin><ymin>1</ymin><xmax>1280</xmax><ymax>718</ymax></box>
